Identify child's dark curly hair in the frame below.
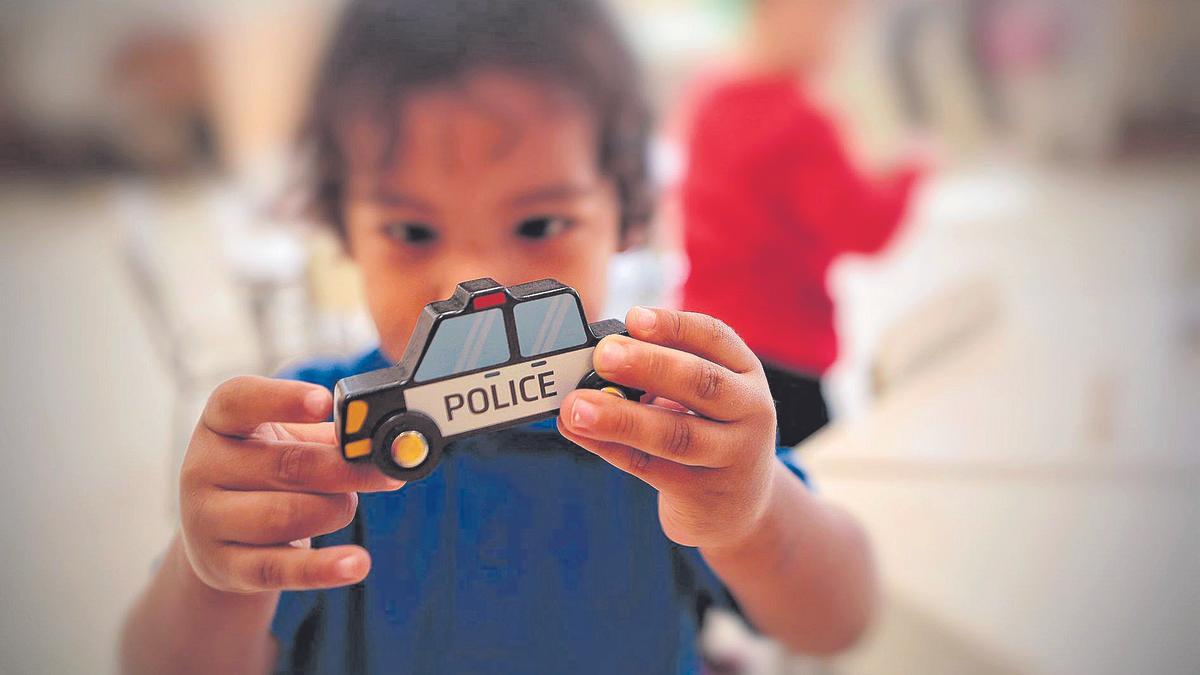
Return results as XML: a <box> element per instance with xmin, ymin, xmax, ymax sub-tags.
<box><xmin>302</xmin><ymin>0</ymin><xmax>654</xmax><ymax>243</ymax></box>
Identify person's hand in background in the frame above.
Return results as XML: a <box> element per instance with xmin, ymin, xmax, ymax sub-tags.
<box><xmin>900</xmin><ymin>131</ymin><xmax>945</xmax><ymax>173</ymax></box>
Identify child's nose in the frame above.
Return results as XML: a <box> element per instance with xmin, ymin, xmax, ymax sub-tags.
<box><xmin>436</xmin><ymin>255</ymin><xmax>514</xmax><ymax>297</ymax></box>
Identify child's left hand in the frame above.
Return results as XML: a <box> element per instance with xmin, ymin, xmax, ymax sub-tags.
<box><xmin>558</xmin><ymin>307</ymin><xmax>781</xmax><ymax>551</ymax></box>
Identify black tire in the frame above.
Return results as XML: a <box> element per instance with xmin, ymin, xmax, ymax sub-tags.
<box><xmin>577</xmin><ymin>370</ymin><xmax>643</xmax><ymax>402</ymax></box>
<box><xmin>371</xmin><ymin>411</ymin><xmax>445</xmax><ymax>482</ymax></box>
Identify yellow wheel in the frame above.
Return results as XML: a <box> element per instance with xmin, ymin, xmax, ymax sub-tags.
<box><xmin>373</xmin><ymin>411</ymin><xmax>443</xmax><ymax>481</ymax></box>
<box><xmin>578</xmin><ymin>370</ymin><xmax>642</xmax><ymax>405</ymax></box>
<box><xmin>390</xmin><ymin>430</ymin><xmax>430</xmax><ymax>469</ymax></box>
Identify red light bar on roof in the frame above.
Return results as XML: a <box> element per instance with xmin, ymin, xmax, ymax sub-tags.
<box><xmin>472</xmin><ymin>292</ymin><xmax>506</xmax><ymax>310</ymax></box>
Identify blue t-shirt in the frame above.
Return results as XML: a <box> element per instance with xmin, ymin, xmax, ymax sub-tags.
<box><xmin>272</xmin><ymin>348</ymin><xmax>807</xmax><ymax>674</ymax></box>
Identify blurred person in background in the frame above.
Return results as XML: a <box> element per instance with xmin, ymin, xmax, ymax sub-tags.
<box><xmin>680</xmin><ymin>0</ymin><xmax>926</xmax><ymax>446</ymax></box>
<box><xmin>888</xmin><ymin>0</ymin><xmax>1011</xmax><ymax>131</ymax></box>
<box><xmin>120</xmin><ymin>0</ymin><xmax>876</xmax><ymax>672</ymax></box>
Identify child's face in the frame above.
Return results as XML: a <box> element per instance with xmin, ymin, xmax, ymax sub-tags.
<box><xmin>340</xmin><ymin>71</ymin><xmax>623</xmax><ymax>361</ymax></box>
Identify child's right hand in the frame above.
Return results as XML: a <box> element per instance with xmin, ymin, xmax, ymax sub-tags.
<box><xmin>178</xmin><ymin>376</ymin><xmax>404</xmax><ymax>594</ymax></box>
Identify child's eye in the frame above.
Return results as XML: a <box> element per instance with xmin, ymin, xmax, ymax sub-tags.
<box><xmin>382</xmin><ymin>222</ymin><xmax>438</xmax><ymax>245</ymax></box>
<box><xmin>514</xmin><ymin>216</ymin><xmax>573</xmax><ymax>241</ymax></box>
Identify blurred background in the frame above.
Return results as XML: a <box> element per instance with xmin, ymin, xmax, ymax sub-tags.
<box><xmin>0</xmin><ymin>0</ymin><xmax>1197</xmax><ymax>673</ymax></box>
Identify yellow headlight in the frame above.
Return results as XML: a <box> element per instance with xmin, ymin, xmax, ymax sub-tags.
<box><xmin>344</xmin><ymin>400</ymin><xmax>369</xmax><ymax>435</ymax></box>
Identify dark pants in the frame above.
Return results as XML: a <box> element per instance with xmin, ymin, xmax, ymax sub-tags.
<box><xmin>760</xmin><ymin>360</ymin><xmax>829</xmax><ymax>447</ymax></box>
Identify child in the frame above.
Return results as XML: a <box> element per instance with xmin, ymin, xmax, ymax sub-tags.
<box><xmin>680</xmin><ymin>0</ymin><xmax>925</xmax><ymax>446</ymax></box>
<box><xmin>121</xmin><ymin>1</ymin><xmax>875</xmax><ymax>672</ymax></box>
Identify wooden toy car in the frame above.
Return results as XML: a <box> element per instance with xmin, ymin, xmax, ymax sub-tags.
<box><xmin>334</xmin><ymin>278</ymin><xmax>641</xmax><ymax>481</ymax></box>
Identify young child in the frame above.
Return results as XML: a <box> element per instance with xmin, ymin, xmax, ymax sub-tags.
<box><xmin>121</xmin><ymin>1</ymin><xmax>875</xmax><ymax>672</ymax></box>
<box><xmin>681</xmin><ymin>0</ymin><xmax>926</xmax><ymax>446</ymax></box>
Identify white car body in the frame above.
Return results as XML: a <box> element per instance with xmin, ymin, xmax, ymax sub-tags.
<box><xmin>403</xmin><ymin>346</ymin><xmax>596</xmax><ymax>437</ymax></box>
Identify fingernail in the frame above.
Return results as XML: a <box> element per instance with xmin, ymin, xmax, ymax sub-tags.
<box><xmin>385</xmin><ymin>479</ymin><xmax>406</xmax><ymax>490</ymax></box>
<box><xmin>336</xmin><ymin>554</ymin><xmax>363</xmax><ymax>580</ymax></box>
<box><xmin>305</xmin><ymin>390</ymin><xmax>329</xmax><ymax>416</ymax></box>
<box><xmin>595</xmin><ymin>339</ymin><xmax>627</xmax><ymax>371</ymax></box>
<box><xmin>571</xmin><ymin>398</ymin><xmax>598</xmax><ymax>430</ymax></box>
<box><xmin>629</xmin><ymin>306</ymin><xmax>656</xmax><ymax>332</ymax></box>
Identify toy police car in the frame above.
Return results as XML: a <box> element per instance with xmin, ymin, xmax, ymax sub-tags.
<box><xmin>334</xmin><ymin>278</ymin><xmax>641</xmax><ymax>481</ymax></box>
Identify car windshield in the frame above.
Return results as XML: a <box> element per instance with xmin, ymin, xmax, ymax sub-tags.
<box><xmin>513</xmin><ymin>294</ymin><xmax>588</xmax><ymax>357</ymax></box>
<box><xmin>415</xmin><ymin>308</ymin><xmax>510</xmax><ymax>381</ymax></box>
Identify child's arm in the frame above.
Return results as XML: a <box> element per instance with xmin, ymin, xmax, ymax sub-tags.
<box><xmin>121</xmin><ymin>377</ymin><xmax>404</xmax><ymax>674</ymax></box>
<box><xmin>557</xmin><ymin>307</ymin><xmax>875</xmax><ymax>654</ymax></box>
<box><xmin>699</xmin><ymin>463</ymin><xmax>876</xmax><ymax>654</ymax></box>
<box><xmin>788</xmin><ymin>111</ymin><xmax>924</xmax><ymax>256</ymax></box>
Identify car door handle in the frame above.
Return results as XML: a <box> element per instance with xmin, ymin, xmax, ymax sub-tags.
<box><xmin>530</xmin><ymin>360</ymin><xmax>547</xmax><ymax>368</ymax></box>
<box><xmin>484</xmin><ymin>370</ymin><xmax>501</xmax><ymax>378</ymax></box>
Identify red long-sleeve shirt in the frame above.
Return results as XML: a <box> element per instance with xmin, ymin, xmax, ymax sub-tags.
<box><xmin>680</xmin><ymin>74</ymin><xmax>921</xmax><ymax>375</ymax></box>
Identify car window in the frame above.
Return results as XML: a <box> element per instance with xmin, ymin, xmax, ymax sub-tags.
<box><xmin>415</xmin><ymin>308</ymin><xmax>510</xmax><ymax>381</ymax></box>
<box><xmin>513</xmin><ymin>294</ymin><xmax>588</xmax><ymax>357</ymax></box>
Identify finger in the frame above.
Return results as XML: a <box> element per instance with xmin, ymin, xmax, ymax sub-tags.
<box><xmin>649</xmin><ymin>397</ymin><xmax>690</xmax><ymax>414</ymax></box>
<box><xmin>202</xmin><ymin>376</ymin><xmax>332</xmax><ymax>438</ymax></box>
<box><xmin>592</xmin><ymin>335</ymin><xmax>764</xmax><ymax>421</ymax></box>
<box><xmin>561</xmin><ymin>389</ymin><xmax>737</xmax><ymax>468</ymax></box>
<box><xmin>199</xmin><ymin>491</ymin><xmax>359</xmax><ymax>545</ymax></box>
<box><xmin>211</xmin><ymin>439</ymin><xmax>404</xmax><ymax>494</ymax></box>
<box><xmin>217</xmin><ymin>543</ymin><xmax>370</xmax><ymax>592</ymax></box>
<box><xmin>556</xmin><ymin>419</ymin><xmax>698</xmax><ymax>491</ymax></box>
<box><xmin>271</xmin><ymin>421</ymin><xmax>337</xmax><ymax>445</ymax></box>
<box><xmin>624</xmin><ymin>307</ymin><xmax>760</xmax><ymax>375</ymax></box>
